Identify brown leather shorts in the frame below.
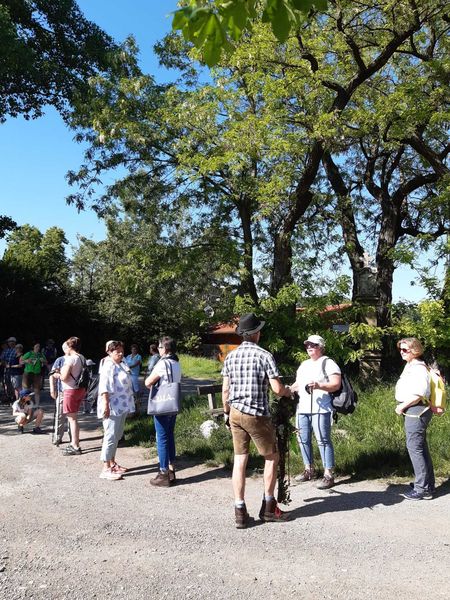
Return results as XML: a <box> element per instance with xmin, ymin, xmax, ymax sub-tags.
<box><xmin>229</xmin><ymin>406</ymin><xmax>278</xmax><ymax>456</ymax></box>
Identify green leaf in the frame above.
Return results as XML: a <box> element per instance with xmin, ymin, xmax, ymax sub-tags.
<box><xmin>290</xmin><ymin>0</ymin><xmax>327</xmax><ymax>12</ymax></box>
<box><xmin>263</xmin><ymin>0</ymin><xmax>292</xmax><ymax>43</ymax></box>
<box><xmin>171</xmin><ymin>7</ymin><xmax>193</xmax><ymax>31</ymax></box>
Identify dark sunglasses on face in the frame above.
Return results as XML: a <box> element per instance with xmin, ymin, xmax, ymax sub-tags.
<box><xmin>399</xmin><ymin>347</ymin><xmax>411</xmax><ymax>353</ymax></box>
<box><xmin>304</xmin><ymin>342</ymin><xmax>319</xmax><ymax>348</ymax></box>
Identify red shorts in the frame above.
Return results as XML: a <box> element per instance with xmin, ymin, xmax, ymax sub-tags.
<box><xmin>63</xmin><ymin>388</ymin><xmax>86</xmax><ymax>414</ymax></box>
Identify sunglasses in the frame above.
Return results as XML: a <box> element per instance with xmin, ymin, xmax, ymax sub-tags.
<box><xmin>304</xmin><ymin>342</ymin><xmax>319</xmax><ymax>348</ymax></box>
<box><xmin>399</xmin><ymin>348</ymin><xmax>411</xmax><ymax>353</ymax></box>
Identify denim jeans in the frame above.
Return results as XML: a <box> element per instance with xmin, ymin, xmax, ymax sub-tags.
<box><xmin>154</xmin><ymin>414</ymin><xmax>177</xmax><ymax>471</ymax></box>
<box><xmin>297</xmin><ymin>412</ymin><xmax>335</xmax><ymax>469</ymax></box>
<box><xmin>404</xmin><ymin>409</ymin><xmax>435</xmax><ymax>493</ymax></box>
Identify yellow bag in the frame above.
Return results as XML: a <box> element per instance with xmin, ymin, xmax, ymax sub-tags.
<box><xmin>427</xmin><ymin>368</ymin><xmax>447</xmax><ymax>415</ymax></box>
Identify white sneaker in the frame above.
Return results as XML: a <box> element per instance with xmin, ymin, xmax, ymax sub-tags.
<box><xmin>99</xmin><ymin>468</ymin><xmax>122</xmax><ymax>481</ymax></box>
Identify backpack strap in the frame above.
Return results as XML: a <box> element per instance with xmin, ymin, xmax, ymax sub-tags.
<box><xmin>69</xmin><ymin>354</ymin><xmax>85</xmax><ymax>383</ymax></box>
<box><xmin>321</xmin><ymin>357</ymin><xmax>329</xmax><ymax>382</ymax></box>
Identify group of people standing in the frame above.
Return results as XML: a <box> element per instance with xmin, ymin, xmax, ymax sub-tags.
<box><xmin>6</xmin><ymin>317</ymin><xmax>438</xmax><ymax>526</ymax></box>
<box><xmin>222</xmin><ymin>314</ymin><xmax>438</xmax><ymax>528</ymax></box>
<box><xmin>43</xmin><ymin>336</ymin><xmax>178</xmax><ymax>486</ymax></box>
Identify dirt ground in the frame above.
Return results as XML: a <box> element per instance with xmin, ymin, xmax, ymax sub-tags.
<box><xmin>1</xmin><ymin>387</ymin><xmax>449</xmax><ymax>600</ymax></box>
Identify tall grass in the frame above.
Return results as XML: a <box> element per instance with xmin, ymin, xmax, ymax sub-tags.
<box><xmin>288</xmin><ymin>383</ymin><xmax>450</xmax><ymax>478</ymax></box>
<box><xmin>125</xmin><ymin>352</ymin><xmax>450</xmax><ymax>479</ymax></box>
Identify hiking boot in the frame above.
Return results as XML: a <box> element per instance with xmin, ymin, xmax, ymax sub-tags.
<box><xmin>294</xmin><ymin>469</ymin><xmax>315</xmax><ymax>483</ymax></box>
<box><xmin>150</xmin><ymin>470</ymin><xmax>171</xmax><ymax>487</ymax></box>
<box><xmin>18</xmin><ymin>425</ymin><xmax>24</xmax><ymax>434</ymax></box>
<box><xmin>316</xmin><ymin>475</ymin><xmax>335</xmax><ymax>490</ymax></box>
<box><xmin>32</xmin><ymin>427</ymin><xmax>44</xmax><ymax>434</ymax></box>
<box><xmin>235</xmin><ymin>505</ymin><xmax>250</xmax><ymax>529</ymax></box>
<box><xmin>260</xmin><ymin>498</ymin><xmax>291</xmax><ymax>522</ymax></box>
<box><xmin>169</xmin><ymin>468</ymin><xmax>176</xmax><ymax>485</ymax></box>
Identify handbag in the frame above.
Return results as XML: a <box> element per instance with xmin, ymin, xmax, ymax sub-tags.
<box><xmin>147</xmin><ymin>359</ymin><xmax>181</xmax><ymax>416</ymax></box>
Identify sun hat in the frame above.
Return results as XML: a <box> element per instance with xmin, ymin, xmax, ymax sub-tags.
<box><xmin>235</xmin><ymin>313</ymin><xmax>265</xmax><ymax>336</ymax></box>
<box><xmin>7</xmin><ymin>336</ymin><xmax>16</xmax><ymax>342</ymax></box>
<box><xmin>19</xmin><ymin>389</ymin><xmax>34</xmax><ymax>399</ymax></box>
<box><xmin>304</xmin><ymin>335</ymin><xmax>325</xmax><ymax>347</ymax></box>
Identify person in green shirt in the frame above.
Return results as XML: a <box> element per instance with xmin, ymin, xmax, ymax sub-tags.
<box><xmin>20</xmin><ymin>343</ymin><xmax>47</xmax><ymax>407</ymax></box>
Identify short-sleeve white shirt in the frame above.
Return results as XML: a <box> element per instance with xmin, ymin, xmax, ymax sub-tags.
<box><xmin>151</xmin><ymin>357</ymin><xmax>181</xmax><ymax>384</ymax></box>
<box><xmin>395</xmin><ymin>360</ymin><xmax>430</xmax><ymax>403</ymax></box>
<box><xmin>296</xmin><ymin>356</ymin><xmax>341</xmax><ymax>414</ymax></box>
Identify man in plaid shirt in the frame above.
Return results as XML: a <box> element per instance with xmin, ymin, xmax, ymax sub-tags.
<box><xmin>222</xmin><ymin>313</ymin><xmax>293</xmax><ymax>528</ymax></box>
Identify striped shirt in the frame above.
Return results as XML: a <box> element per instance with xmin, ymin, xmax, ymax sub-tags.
<box><xmin>222</xmin><ymin>341</ymin><xmax>280</xmax><ymax>416</ymax></box>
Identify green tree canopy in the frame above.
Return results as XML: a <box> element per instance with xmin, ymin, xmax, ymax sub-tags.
<box><xmin>0</xmin><ymin>0</ymin><xmax>117</xmax><ymax>121</ymax></box>
<box><xmin>172</xmin><ymin>0</ymin><xmax>327</xmax><ymax>66</ymax></box>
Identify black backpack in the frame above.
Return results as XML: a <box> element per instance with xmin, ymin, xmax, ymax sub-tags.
<box><xmin>321</xmin><ymin>358</ymin><xmax>358</xmax><ymax>415</ymax></box>
<box><xmin>73</xmin><ymin>355</ymin><xmax>90</xmax><ymax>390</ymax></box>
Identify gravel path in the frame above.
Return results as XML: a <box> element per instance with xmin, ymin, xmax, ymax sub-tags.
<box><xmin>1</xmin><ymin>387</ymin><xmax>449</xmax><ymax>600</ymax></box>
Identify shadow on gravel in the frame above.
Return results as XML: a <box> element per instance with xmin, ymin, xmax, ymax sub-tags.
<box><xmin>287</xmin><ymin>483</ymin><xmax>423</xmax><ymax>520</ymax></box>
<box><xmin>124</xmin><ymin>464</ymin><xmax>159</xmax><ymax>478</ymax></box>
<box><xmin>175</xmin><ymin>465</ymin><xmax>229</xmax><ymax>486</ymax></box>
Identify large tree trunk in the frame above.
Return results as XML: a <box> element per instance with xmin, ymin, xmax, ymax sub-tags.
<box><xmin>237</xmin><ymin>198</ymin><xmax>259</xmax><ymax>305</ymax></box>
<box><xmin>322</xmin><ymin>152</ymin><xmax>366</xmax><ymax>300</ymax></box>
<box><xmin>270</xmin><ymin>229</ymin><xmax>293</xmax><ymax>296</ymax></box>
<box><xmin>375</xmin><ymin>202</ymin><xmax>400</xmax><ymax>328</ymax></box>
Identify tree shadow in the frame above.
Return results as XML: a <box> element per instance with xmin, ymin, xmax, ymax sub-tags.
<box><xmin>285</xmin><ymin>483</ymin><xmax>412</xmax><ymax>521</ymax></box>
<box><xmin>174</xmin><ymin>464</ymin><xmax>229</xmax><ymax>485</ymax></box>
<box><xmin>123</xmin><ymin>464</ymin><xmax>159</xmax><ymax>478</ymax></box>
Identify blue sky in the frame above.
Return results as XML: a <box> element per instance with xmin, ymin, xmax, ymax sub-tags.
<box><xmin>0</xmin><ymin>1</ymin><xmax>439</xmax><ymax>302</ymax></box>
<box><xmin>0</xmin><ymin>0</ymin><xmax>178</xmax><ymax>251</ymax></box>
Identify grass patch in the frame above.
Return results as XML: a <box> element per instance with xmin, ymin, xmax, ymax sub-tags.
<box><xmin>123</xmin><ymin>393</ymin><xmax>263</xmax><ymax>470</ymax></box>
<box><xmin>179</xmin><ymin>354</ymin><xmax>222</xmax><ymax>380</ymax></box>
<box><xmin>288</xmin><ymin>383</ymin><xmax>450</xmax><ymax>479</ymax></box>
<box><xmin>124</xmin><ymin>374</ymin><xmax>450</xmax><ymax>480</ymax></box>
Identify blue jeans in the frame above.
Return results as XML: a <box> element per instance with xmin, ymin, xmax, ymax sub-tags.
<box><xmin>297</xmin><ymin>412</ymin><xmax>335</xmax><ymax>469</ymax></box>
<box><xmin>154</xmin><ymin>414</ymin><xmax>177</xmax><ymax>471</ymax></box>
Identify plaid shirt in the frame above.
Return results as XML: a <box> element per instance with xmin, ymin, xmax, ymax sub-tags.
<box><xmin>1</xmin><ymin>347</ymin><xmax>17</xmax><ymax>366</ymax></box>
<box><xmin>222</xmin><ymin>341</ymin><xmax>280</xmax><ymax>416</ymax></box>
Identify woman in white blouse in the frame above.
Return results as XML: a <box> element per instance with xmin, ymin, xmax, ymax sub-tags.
<box><xmin>395</xmin><ymin>337</ymin><xmax>434</xmax><ymax>500</ymax></box>
<box><xmin>98</xmin><ymin>340</ymin><xmax>135</xmax><ymax>481</ymax></box>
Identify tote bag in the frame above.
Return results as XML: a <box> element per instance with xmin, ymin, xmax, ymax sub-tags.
<box><xmin>147</xmin><ymin>359</ymin><xmax>181</xmax><ymax>416</ymax></box>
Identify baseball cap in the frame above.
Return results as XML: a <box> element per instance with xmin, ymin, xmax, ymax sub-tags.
<box><xmin>19</xmin><ymin>389</ymin><xmax>35</xmax><ymax>399</ymax></box>
<box><xmin>304</xmin><ymin>335</ymin><xmax>325</xmax><ymax>347</ymax></box>
<box><xmin>7</xmin><ymin>336</ymin><xmax>17</xmax><ymax>342</ymax></box>
<box><xmin>86</xmin><ymin>359</ymin><xmax>96</xmax><ymax>366</ymax></box>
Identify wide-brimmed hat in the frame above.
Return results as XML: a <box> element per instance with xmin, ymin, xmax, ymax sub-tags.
<box><xmin>236</xmin><ymin>313</ymin><xmax>265</xmax><ymax>336</ymax></box>
<box><xmin>19</xmin><ymin>389</ymin><xmax>34</xmax><ymax>399</ymax></box>
<box><xmin>304</xmin><ymin>334</ymin><xmax>325</xmax><ymax>347</ymax></box>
